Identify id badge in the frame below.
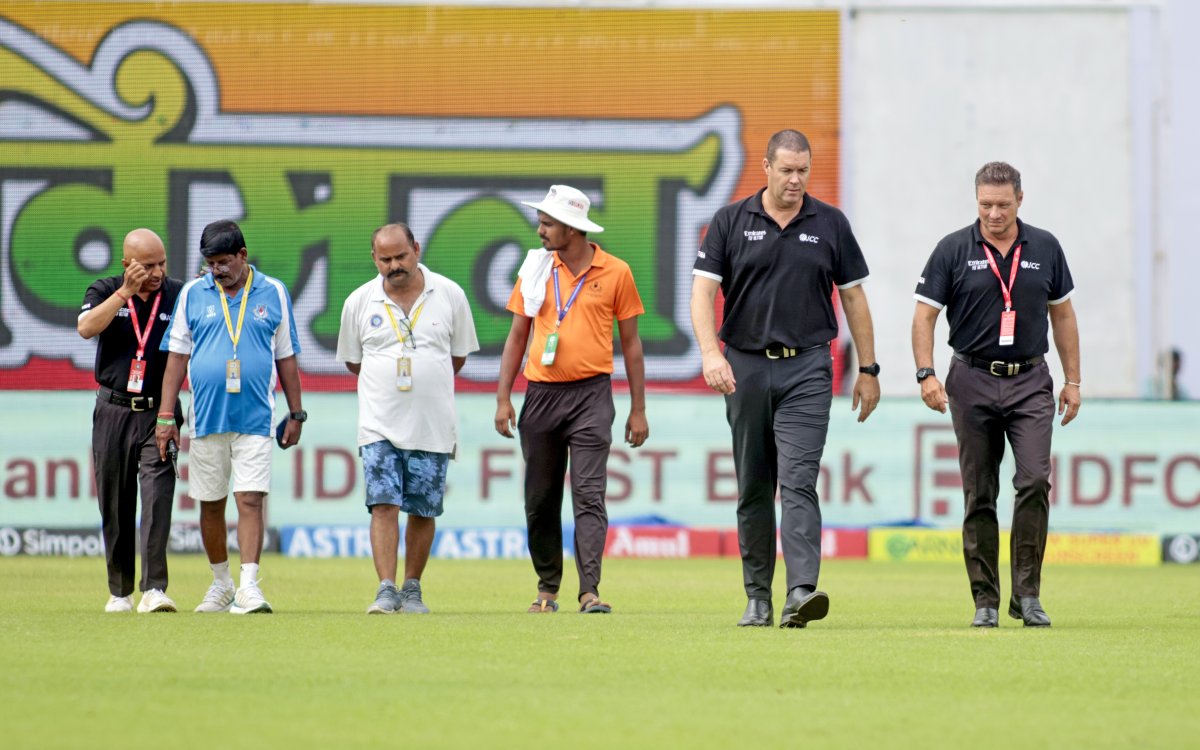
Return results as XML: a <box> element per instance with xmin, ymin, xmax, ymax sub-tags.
<box><xmin>998</xmin><ymin>309</ymin><xmax>1016</xmax><ymax>346</ymax></box>
<box><xmin>226</xmin><ymin>359</ymin><xmax>241</xmax><ymax>393</ymax></box>
<box><xmin>127</xmin><ymin>359</ymin><xmax>146</xmax><ymax>393</ymax></box>
<box><xmin>396</xmin><ymin>356</ymin><xmax>413</xmax><ymax>391</ymax></box>
<box><xmin>540</xmin><ymin>332</ymin><xmax>559</xmax><ymax>366</ymax></box>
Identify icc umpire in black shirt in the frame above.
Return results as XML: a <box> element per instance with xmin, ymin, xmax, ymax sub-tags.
<box><xmin>78</xmin><ymin>228</ymin><xmax>184</xmax><ymax>614</ymax></box>
<box><xmin>912</xmin><ymin>162</ymin><xmax>1081</xmax><ymax>629</ymax></box>
<box><xmin>691</xmin><ymin>130</ymin><xmax>881</xmax><ymax>628</ymax></box>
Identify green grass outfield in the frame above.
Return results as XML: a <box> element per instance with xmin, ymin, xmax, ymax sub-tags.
<box><xmin>1</xmin><ymin>556</ymin><xmax>1197</xmax><ymax>750</ymax></box>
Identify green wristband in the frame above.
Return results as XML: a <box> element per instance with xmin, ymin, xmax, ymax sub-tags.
<box><xmin>156</xmin><ymin>418</ymin><xmax>175</xmax><ymax>426</ymax></box>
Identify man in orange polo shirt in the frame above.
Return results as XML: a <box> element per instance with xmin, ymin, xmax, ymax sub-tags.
<box><xmin>495</xmin><ymin>185</ymin><xmax>649</xmax><ymax>615</ymax></box>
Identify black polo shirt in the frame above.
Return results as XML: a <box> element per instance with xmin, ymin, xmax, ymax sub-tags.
<box><xmin>914</xmin><ymin>219</ymin><xmax>1074</xmax><ymax>361</ymax></box>
<box><xmin>693</xmin><ymin>189</ymin><xmax>870</xmax><ymax>350</ymax></box>
<box><xmin>81</xmin><ymin>275</ymin><xmax>183</xmax><ymax>398</ymax></box>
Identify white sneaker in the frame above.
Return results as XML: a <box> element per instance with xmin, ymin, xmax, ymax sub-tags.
<box><xmin>105</xmin><ymin>595</ymin><xmax>132</xmax><ymax>613</ymax></box>
<box><xmin>230</xmin><ymin>582</ymin><xmax>273</xmax><ymax>615</ymax></box>
<box><xmin>137</xmin><ymin>589</ymin><xmax>177</xmax><ymax>613</ymax></box>
<box><xmin>194</xmin><ymin>580</ymin><xmax>236</xmax><ymax>613</ymax></box>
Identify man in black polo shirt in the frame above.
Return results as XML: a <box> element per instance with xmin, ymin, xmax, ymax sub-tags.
<box><xmin>912</xmin><ymin>162</ymin><xmax>1081</xmax><ymax>628</ymax></box>
<box><xmin>691</xmin><ymin>129</ymin><xmax>880</xmax><ymax>628</ymax></box>
<box><xmin>78</xmin><ymin>228</ymin><xmax>184</xmax><ymax>614</ymax></box>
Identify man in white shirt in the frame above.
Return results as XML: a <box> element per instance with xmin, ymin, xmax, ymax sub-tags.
<box><xmin>336</xmin><ymin>224</ymin><xmax>479</xmax><ymax>614</ymax></box>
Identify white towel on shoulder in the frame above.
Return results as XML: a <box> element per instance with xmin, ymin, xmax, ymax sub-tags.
<box><xmin>517</xmin><ymin>249</ymin><xmax>554</xmax><ymax>317</ymax></box>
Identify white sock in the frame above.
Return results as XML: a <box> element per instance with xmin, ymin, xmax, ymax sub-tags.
<box><xmin>240</xmin><ymin>563</ymin><xmax>260</xmax><ymax>589</ymax></box>
<box><xmin>211</xmin><ymin>561</ymin><xmax>234</xmax><ymax>586</ymax></box>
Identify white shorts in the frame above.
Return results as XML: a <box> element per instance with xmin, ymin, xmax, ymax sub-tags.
<box><xmin>189</xmin><ymin>432</ymin><xmax>273</xmax><ymax>501</ymax></box>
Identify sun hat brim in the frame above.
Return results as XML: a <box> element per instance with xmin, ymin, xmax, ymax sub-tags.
<box><xmin>521</xmin><ymin>199</ymin><xmax>605</xmax><ymax>233</ymax></box>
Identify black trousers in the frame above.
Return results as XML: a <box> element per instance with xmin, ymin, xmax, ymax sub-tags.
<box><xmin>945</xmin><ymin>359</ymin><xmax>1055</xmax><ymax>608</ymax></box>
<box><xmin>518</xmin><ymin>374</ymin><xmax>615</xmax><ymax>600</ymax></box>
<box><xmin>725</xmin><ymin>346</ymin><xmax>832</xmax><ymax>599</ymax></box>
<box><xmin>91</xmin><ymin>396</ymin><xmax>178</xmax><ymax>596</ymax></box>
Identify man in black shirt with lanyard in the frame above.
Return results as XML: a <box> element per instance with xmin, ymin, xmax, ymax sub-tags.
<box><xmin>691</xmin><ymin>130</ymin><xmax>881</xmax><ymax>628</ymax></box>
<box><xmin>912</xmin><ymin>162</ymin><xmax>1081</xmax><ymax>628</ymax></box>
<box><xmin>78</xmin><ymin>228</ymin><xmax>184</xmax><ymax>613</ymax></box>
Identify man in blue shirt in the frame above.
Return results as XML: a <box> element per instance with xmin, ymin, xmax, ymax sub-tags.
<box><xmin>156</xmin><ymin>220</ymin><xmax>305</xmax><ymax>615</ymax></box>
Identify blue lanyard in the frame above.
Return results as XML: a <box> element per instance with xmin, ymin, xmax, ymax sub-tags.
<box><xmin>552</xmin><ymin>267</ymin><xmax>589</xmax><ymax>328</ymax></box>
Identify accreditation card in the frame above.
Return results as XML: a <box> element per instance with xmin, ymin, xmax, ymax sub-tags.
<box><xmin>226</xmin><ymin>359</ymin><xmax>241</xmax><ymax>393</ymax></box>
<box><xmin>998</xmin><ymin>309</ymin><xmax>1016</xmax><ymax>346</ymax></box>
<box><xmin>397</xmin><ymin>356</ymin><xmax>413</xmax><ymax>391</ymax></box>
<box><xmin>541</xmin><ymin>332</ymin><xmax>559</xmax><ymax>366</ymax></box>
<box><xmin>127</xmin><ymin>359</ymin><xmax>146</xmax><ymax>393</ymax></box>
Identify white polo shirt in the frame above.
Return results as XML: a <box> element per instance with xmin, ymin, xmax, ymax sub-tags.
<box><xmin>335</xmin><ymin>266</ymin><xmax>479</xmax><ymax>453</ymax></box>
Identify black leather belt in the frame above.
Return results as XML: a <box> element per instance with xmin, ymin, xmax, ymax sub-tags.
<box><xmin>762</xmin><ymin>343</ymin><xmax>825</xmax><ymax>360</ymax></box>
<box><xmin>98</xmin><ymin>386</ymin><xmax>156</xmax><ymax>412</ymax></box>
<box><xmin>954</xmin><ymin>353</ymin><xmax>1044</xmax><ymax>377</ymax></box>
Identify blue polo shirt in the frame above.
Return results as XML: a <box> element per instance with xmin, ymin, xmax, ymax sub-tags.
<box><xmin>161</xmin><ymin>266</ymin><xmax>300</xmax><ymax>438</ymax></box>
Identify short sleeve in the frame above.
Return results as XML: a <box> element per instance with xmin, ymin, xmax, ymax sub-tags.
<box><xmin>80</xmin><ymin>279</ymin><xmax>109</xmax><ymax>318</ymax></box>
<box><xmin>162</xmin><ymin>285</ymin><xmax>193</xmax><ymax>354</ymax></box>
<box><xmin>914</xmin><ymin>243</ymin><xmax>951</xmax><ymax>310</ymax></box>
<box><xmin>693</xmin><ymin>207</ymin><xmax>730</xmax><ymax>281</ymax></box>
<box><xmin>504</xmin><ymin>278</ymin><xmax>526</xmax><ymax>316</ymax></box>
<box><xmin>272</xmin><ymin>283</ymin><xmax>299</xmax><ymax>359</ymax></box>
<box><xmin>450</xmin><ymin>287</ymin><xmax>480</xmax><ymax>356</ymax></box>
<box><xmin>613</xmin><ymin>266</ymin><xmax>645</xmax><ymax>321</ymax></box>
<box><xmin>335</xmin><ymin>293</ymin><xmax>363</xmax><ymax>363</ymax></box>
<box><xmin>1048</xmin><ymin>239</ymin><xmax>1075</xmax><ymax>304</ymax></box>
<box><xmin>832</xmin><ymin>212</ymin><xmax>870</xmax><ymax>288</ymax></box>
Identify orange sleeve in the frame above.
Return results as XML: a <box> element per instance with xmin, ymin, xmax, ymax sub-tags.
<box><xmin>613</xmin><ymin>265</ymin><xmax>645</xmax><ymax>321</ymax></box>
<box><xmin>504</xmin><ymin>278</ymin><xmax>525</xmax><ymax>315</ymax></box>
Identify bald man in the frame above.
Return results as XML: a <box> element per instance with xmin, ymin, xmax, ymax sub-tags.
<box><xmin>79</xmin><ymin>229</ymin><xmax>185</xmax><ymax>613</ymax></box>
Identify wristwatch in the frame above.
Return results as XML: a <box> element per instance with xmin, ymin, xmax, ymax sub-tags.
<box><xmin>858</xmin><ymin>363</ymin><xmax>881</xmax><ymax>376</ymax></box>
<box><xmin>915</xmin><ymin>368</ymin><xmax>936</xmax><ymax>383</ymax></box>
<box><xmin>289</xmin><ymin>410</ymin><xmax>308</xmax><ymax>423</ymax></box>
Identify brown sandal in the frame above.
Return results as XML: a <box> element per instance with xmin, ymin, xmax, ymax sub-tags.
<box><xmin>579</xmin><ymin>596</ymin><xmax>612</xmax><ymax>614</ymax></box>
<box><xmin>527</xmin><ymin>597</ymin><xmax>559</xmax><ymax>613</ymax></box>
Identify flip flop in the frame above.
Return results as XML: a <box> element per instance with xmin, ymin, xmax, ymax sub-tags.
<box><xmin>527</xmin><ymin>598</ymin><xmax>559</xmax><ymax>613</ymax></box>
<box><xmin>579</xmin><ymin>596</ymin><xmax>612</xmax><ymax>614</ymax></box>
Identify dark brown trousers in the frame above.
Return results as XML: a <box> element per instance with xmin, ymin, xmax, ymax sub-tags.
<box><xmin>518</xmin><ymin>374</ymin><xmax>615</xmax><ymax>600</ymax></box>
<box><xmin>945</xmin><ymin>359</ymin><xmax>1055</xmax><ymax>608</ymax></box>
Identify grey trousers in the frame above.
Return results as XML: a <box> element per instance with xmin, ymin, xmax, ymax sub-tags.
<box><xmin>92</xmin><ymin>396</ymin><xmax>178</xmax><ymax>597</ymax></box>
<box><xmin>725</xmin><ymin>346</ymin><xmax>832</xmax><ymax>599</ymax></box>
<box><xmin>945</xmin><ymin>358</ymin><xmax>1055</xmax><ymax>608</ymax></box>
<box><xmin>519</xmin><ymin>374</ymin><xmax>615</xmax><ymax>599</ymax></box>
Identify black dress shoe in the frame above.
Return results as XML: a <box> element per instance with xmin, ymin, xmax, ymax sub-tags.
<box><xmin>779</xmin><ymin>588</ymin><xmax>829</xmax><ymax>629</ymax></box>
<box><xmin>738</xmin><ymin>598</ymin><xmax>772</xmax><ymax>627</ymax></box>
<box><xmin>971</xmin><ymin>607</ymin><xmax>999</xmax><ymax>628</ymax></box>
<box><xmin>1008</xmin><ymin>595</ymin><xmax>1051</xmax><ymax>627</ymax></box>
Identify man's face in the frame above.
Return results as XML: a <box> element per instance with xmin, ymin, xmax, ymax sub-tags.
<box><xmin>536</xmin><ymin>213</ymin><xmax>573</xmax><ymax>252</ymax></box>
<box><xmin>123</xmin><ymin>242</ymin><xmax>166</xmax><ymax>293</ymax></box>
<box><xmin>763</xmin><ymin>148</ymin><xmax>812</xmax><ymax>210</ymax></box>
<box><xmin>372</xmin><ymin>232</ymin><xmax>420</xmax><ymax>286</ymax></box>
<box><xmin>976</xmin><ymin>183</ymin><xmax>1022</xmax><ymax>239</ymax></box>
<box><xmin>204</xmin><ymin>249</ymin><xmax>248</xmax><ymax>289</ymax></box>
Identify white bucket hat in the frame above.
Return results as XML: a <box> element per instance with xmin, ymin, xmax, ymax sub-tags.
<box><xmin>521</xmin><ymin>185</ymin><xmax>604</xmax><ymax>233</ymax></box>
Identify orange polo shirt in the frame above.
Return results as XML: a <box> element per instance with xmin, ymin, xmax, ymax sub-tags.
<box><xmin>506</xmin><ymin>243</ymin><xmax>644</xmax><ymax>383</ymax></box>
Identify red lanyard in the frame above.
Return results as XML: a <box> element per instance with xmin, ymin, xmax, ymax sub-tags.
<box><xmin>982</xmin><ymin>243</ymin><xmax>1021</xmax><ymax>311</ymax></box>
<box><xmin>127</xmin><ymin>292</ymin><xmax>162</xmax><ymax>361</ymax></box>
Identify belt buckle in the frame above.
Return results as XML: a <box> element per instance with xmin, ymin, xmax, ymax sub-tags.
<box><xmin>988</xmin><ymin>361</ymin><xmax>1019</xmax><ymax>377</ymax></box>
<box><xmin>988</xmin><ymin>361</ymin><xmax>1005</xmax><ymax>377</ymax></box>
<box><xmin>130</xmin><ymin>396</ymin><xmax>149</xmax><ymax>412</ymax></box>
<box><xmin>766</xmin><ymin>347</ymin><xmax>780</xmax><ymax>360</ymax></box>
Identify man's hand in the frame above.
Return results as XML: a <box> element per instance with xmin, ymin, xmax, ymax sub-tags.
<box><xmin>625</xmin><ymin>411</ymin><xmax>649</xmax><ymax>448</ymax></box>
<box><xmin>280</xmin><ymin>419</ymin><xmax>303</xmax><ymax>448</ymax></box>
<box><xmin>920</xmin><ymin>376</ymin><xmax>949</xmax><ymax>414</ymax></box>
<box><xmin>495</xmin><ymin>399</ymin><xmax>517</xmax><ymax>438</ymax></box>
<box><xmin>702</xmin><ymin>350</ymin><xmax>736</xmax><ymax>395</ymax></box>
<box><xmin>121</xmin><ymin>260</ymin><xmax>147</xmax><ymax>298</ymax></box>
<box><xmin>851</xmin><ymin>374</ymin><xmax>881</xmax><ymax>422</ymax></box>
<box><xmin>1058</xmin><ymin>384</ymin><xmax>1081</xmax><ymax>426</ymax></box>
<box><xmin>155</xmin><ymin>422</ymin><xmax>179</xmax><ymax>461</ymax></box>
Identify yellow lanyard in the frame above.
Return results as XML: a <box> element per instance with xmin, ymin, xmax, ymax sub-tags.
<box><xmin>218</xmin><ymin>267</ymin><xmax>253</xmax><ymax>358</ymax></box>
<box><xmin>383</xmin><ymin>298</ymin><xmax>425</xmax><ymax>348</ymax></box>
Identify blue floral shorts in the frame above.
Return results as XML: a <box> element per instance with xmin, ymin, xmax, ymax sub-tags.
<box><xmin>359</xmin><ymin>441</ymin><xmax>448</xmax><ymax>517</ymax></box>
